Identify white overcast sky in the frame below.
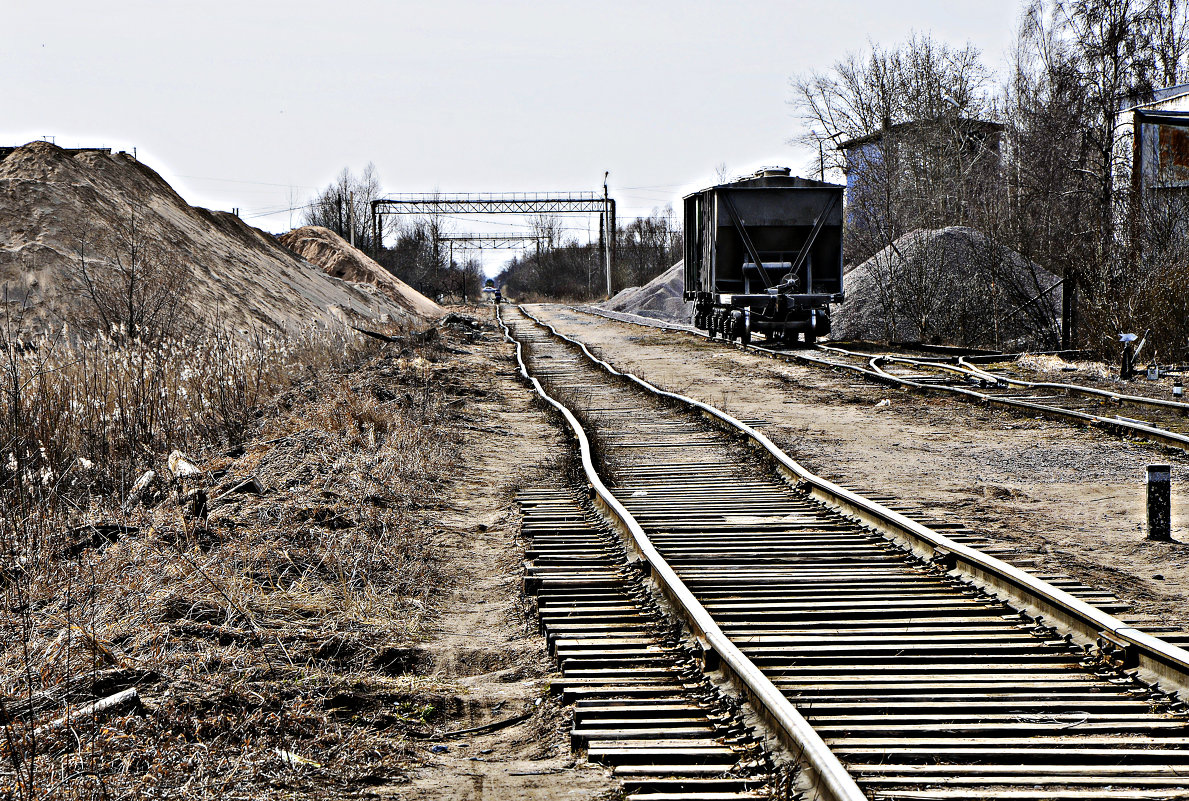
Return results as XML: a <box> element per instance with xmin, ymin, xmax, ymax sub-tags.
<box><xmin>3</xmin><ymin>0</ymin><xmax>1020</xmax><ymax>264</ymax></box>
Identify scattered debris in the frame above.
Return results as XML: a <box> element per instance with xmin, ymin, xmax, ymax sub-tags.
<box><xmin>181</xmin><ymin>487</ymin><xmax>208</xmax><ymax>520</ymax></box>
<box><xmin>275</xmin><ymin>748</ymin><xmax>323</xmax><ymax>768</ymax></box>
<box><xmin>34</xmin><ymin>688</ymin><xmax>142</xmax><ymax>736</ymax></box>
<box><xmin>219</xmin><ymin>475</ymin><xmax>265</xmax><ymax>497</ymax></box>
<box><xmin>167</xmin><ymin>450</ymin><xmax>202</xmax><ymax>478</ymax></box>
<box><xmin>61</xmin><ymin>523</ymin><xmax>138</xmax><ymax>558</ymax></box>
<box><xmin>122</xmin><ymin>469</ymin><xmax>161</xmax><ymax>511</ymax></box>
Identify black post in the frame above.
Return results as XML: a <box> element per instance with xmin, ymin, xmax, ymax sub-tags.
<box><xmin>609</xmin><ymin>197</ymin><xmax>617</xmax><ymax>292</ymax></box>
<box><xmin>371</xmin><ymin>203</ymin><xmax>381</xmax><ymax>258</ymax></box>
<box><xmin>1067</xmin><ymin>274</ymin><xmax>1078</xmax><ymax>350</ymax></box>
<box><xmin>1147</xmin><ymin>464</ymin><xmax>1172</xmax><ymax>542</ymax></box>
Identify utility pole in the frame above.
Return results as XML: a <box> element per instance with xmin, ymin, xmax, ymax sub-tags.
<box><xmin>371</xmin><ymin>201</ymin><xmax>381</xmax><ymax>257</ymax></box>
<box><xmin>349</xmin><ymin>191</ymin><xmax>355</xmax><ymax>247</ymax></box>
<box><xmin>604</xmin><ymin>171</ymin><xmax>612</xmax><ymax>299</ymax></box>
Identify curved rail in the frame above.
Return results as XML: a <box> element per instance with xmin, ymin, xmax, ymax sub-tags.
<box><xmin>586</xmin><ymin>306</ymin><xmax>1189</xmax><ymax>452</ymax></box>
<box><xmin>957</xmin><ymin>354</ymin><xmax>1189</xmax><ymax>412</ymax></box>
<box><xmin>863</xmin><ymin>351</ymin><xmax>1189</xmax><ymax>450</ymax></box>
<box><xmin>559</xmin><ymin>304</ymin><xmax>1189</xmax><ymax>695</ymax></box>
<box><xmin>495</xmin><ymin>304</ymin><xmax>868</xmax><ymax>801</ymax></box>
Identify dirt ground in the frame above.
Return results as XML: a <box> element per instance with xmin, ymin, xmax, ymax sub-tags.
<box><xmin>529</xmin><ymin>303</ymin><xmax>1189</xmax><ymax>631</ymax></box>
<box><xmin>386</xmin><ymin>311</ymin><xmax>615</xmax><ymax>799</ymax></box>
<box><xmin>2</xmin><ymin>307</ymin><xmax>620</xmax><ymax>800</ymax></box>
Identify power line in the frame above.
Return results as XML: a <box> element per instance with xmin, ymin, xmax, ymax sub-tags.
<box><xmin>180</xmin><ymin>174</ymin><xmax>318</xmax><ymax>190</ymax></box>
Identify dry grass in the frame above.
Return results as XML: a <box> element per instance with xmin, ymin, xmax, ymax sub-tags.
<box><xmin>0</xmin><ymin>322</ymin><xmax>370</xmax><ymax>512</ymax></box>
<box><xmin>1016</xmin><ymin>352</ymin><xmax>1115</xmax><ymax>381</ymax></box>
<box><xmin>0</xmin><ymin>319</ymin><xmax>471</xmax><ymax>799</ymax></box>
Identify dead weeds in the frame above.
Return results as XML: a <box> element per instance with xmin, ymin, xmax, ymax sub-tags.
<box><xmin>0</xmin><ymin>317</ymin><xmax>504</xmax><ymax>799</ymax></box>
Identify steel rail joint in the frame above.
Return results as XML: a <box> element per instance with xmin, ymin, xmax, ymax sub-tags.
<box><xmin>498</xmin><ymin>304</ymin><xmax>868</xmax><ymax>801</ymax></box>
<box><xmin>534</xmin><ymin>305</ymin><xmax>1189</xmax><ymax>698</ymax></box>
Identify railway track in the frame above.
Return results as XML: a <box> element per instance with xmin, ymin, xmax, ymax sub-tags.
<box><xmin>587</xmin><ymin>306</ymin><xmax>1189</xmax><ymax>452</ymax></box>
<box><xmin>822</xmin><ymin>345</ymin><xmax>1189</xmax><ymax>451</ymax></box>
<box><xmin>501</xmin><ymin>303</ymin><xmax>1189</xmax><ymax>801</ymax></box>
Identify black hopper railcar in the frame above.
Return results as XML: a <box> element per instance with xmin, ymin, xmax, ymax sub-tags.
<box><xmin>683</xmin><ymin>167</ymin><xmax>844</xmax><ymax>345</ymax></box>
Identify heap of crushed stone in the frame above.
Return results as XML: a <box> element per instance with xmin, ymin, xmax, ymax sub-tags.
<box><xmin>0</xmin><ymin>141</ymin><xmax>416</xmax><ymax>333</ymax></box>
<box><xmin>278</xmin><ymin>226</ymin><xmax>443</xmax><ymax>320</ymax></box>
<box><xmin>832</xmin><ymin>226</ymin><xmax>1061</xmax><ymax>348</ymax></box>
<box><xmin>598</xmin><ymin>261</ymin><xmax>691</xmax><ymax>324</ymax></box>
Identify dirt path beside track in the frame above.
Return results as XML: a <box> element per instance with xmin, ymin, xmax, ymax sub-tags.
<box><xmin>385</xmin><ymin>309</ymin><xmax>615</xmax><ymax>800</ymax></box>
<box><xmin>530</xmin><ymin>303</ymin><xmax>1189</xmax><ymax>630</ymax></box>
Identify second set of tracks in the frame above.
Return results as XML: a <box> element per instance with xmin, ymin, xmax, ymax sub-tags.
<box><xmin>589</xmin><ymin>305</ymin><xmax>1189</xmax><ymax>452</ymax></box>
<box><xmin>501</xmin><ymin>303</ymin><xmax>1189</xmax><ymax>801</ymax></box>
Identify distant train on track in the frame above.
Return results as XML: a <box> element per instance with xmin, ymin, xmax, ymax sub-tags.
<box><xmin>683</xmin><ymin>167</ymin><xmax>844</xmax><ymax>345</ymax></box>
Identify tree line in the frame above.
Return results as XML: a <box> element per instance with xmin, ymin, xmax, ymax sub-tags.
<box><xmin>796</xmin><ymin>0</ymin><xmax>1189</xmax><ymax>359</ymax></box>
<box><xmin>300</xmin><ymin>168</ymin><xmax>484</xmax><ymax>303</ymax></box>
<box><xmin>494</xmin><ymin>209</ymin><xmax>683</xmax><ymax>301</ymax></box>
<box><xmin>300</xmin><ymin>169</ymin><xmax>682</xmax><ymax>304</ymax></box>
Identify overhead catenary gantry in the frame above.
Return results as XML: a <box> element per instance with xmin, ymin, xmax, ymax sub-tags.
<box><xmin>370</xmin><ymin>190</ymin><xmax>617</xmax><ymax>297</ymax></box>
<box><xmin>437</xmin><ymin>234</ymin><xmax>541</xmax><ymax>250</ymax></box>
<box><xmin>437</xmin><ymin>235</ymin><xmax>544</xmax><ymax>299</ymax></box>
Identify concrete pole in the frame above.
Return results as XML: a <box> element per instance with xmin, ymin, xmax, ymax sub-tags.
<box><xmin>1147</xmin><ymin>464</ymin><xmax>1172</xmax><ymax>541</ymax></box>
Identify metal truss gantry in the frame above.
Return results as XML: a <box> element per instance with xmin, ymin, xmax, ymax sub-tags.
<box><xmin>374</xmin><ymin>192</ymin><xmax>610</xmax><ymax>216</ymax></box>
<box><xmin>438</xmin><ymin>234</ymin><xmax>541</xmax><ymax>250</ymax></box>
<box><xmin>438</xmin><ymin>236</ymin><xmax>542</xmax><ymax>293</ymax></box>
<box><xmin>370</xmin><ymin>191</ymin><xmax>616</xmax><ymax>297</ymax></box>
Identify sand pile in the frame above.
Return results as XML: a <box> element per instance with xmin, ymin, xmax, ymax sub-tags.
<box><xmin>0</xmin><ymin>141</ymin><xmax>416</xmax><ymax>333</ymax></box>
<box><xmin>598</xmin><ymin>261</ymin><xmax>691</xmax><ymax>323</ymax></box>
<box><xmin>832</xmin><ymin>227</ymin><xmax>1061</xmax><ymax>348</ymax></box>
<box><xmin>278</xmin><ymin>226</ymin><xmax>443</xmax><ymax>319</ymax></box>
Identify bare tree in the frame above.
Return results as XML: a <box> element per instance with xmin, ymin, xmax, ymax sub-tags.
<box><xmin>67</xmin><ymin>207</ymin><xmax>191</xmax><ymax>341</ymax></box>
<box><xmin>1014</xmin><ymin>0</ymin><xmax>1183</xmax><ymax>354</ymax></box>
<box><xmin>379</xmin><ymin>216</ymin><xmax>448</xmax><ymax>298</ymax></box>
<box><xmin>796</xmin><ymin>32</ymin><xmax>1067</xmax><ymax>348</ymax></box>
<box><xmin>792</xmin><ymin>33</ymin><xmax>992</xmax><ymax>177</ymax></box>
<box><xmin>1150</xmin><ymin>0</ymin><xmax>1189</xmax><ymax>85</ymax></box>
<box><xmin>302</xmin><ymin>164</ymin><xmax>383</xmax><ymax>251</ymax></box>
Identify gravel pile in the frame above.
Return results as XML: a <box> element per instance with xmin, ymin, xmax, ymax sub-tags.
<box><xmin>279</xmin><ymin>226</ymin><xmax>443</xmax><ymax>319</ymax></box>
<box><xmin>0</xmin><ymin>141</ymin><xmax>416</xmax><ymax>333</ymax></box>
<box><xmin>598</xmin><ymin>260</ymin><xmax>691</xmax><ymax>324</ymax></box>
<box><xmin>832</xmin><ymin>227</ymin><xmax>1060</xmax><ymax>348</ymax></box>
